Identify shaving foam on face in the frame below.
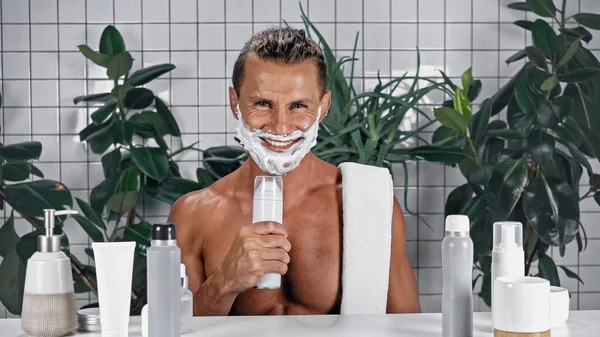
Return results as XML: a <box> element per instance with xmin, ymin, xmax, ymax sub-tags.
<box><xmin>235</xmin><ymin>105</ymin><xmax>321</xmax><ymax>176</ymax></box>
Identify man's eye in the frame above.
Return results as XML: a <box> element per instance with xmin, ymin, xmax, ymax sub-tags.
<box><xmin>257</xmin><ymin>102</ymin><xmax>270</xmax><ymax>107</ymax></box>
<box><xmin>292</xmin><ymin>103</ymin><xmax>306</xmax><ymax>109</ymax></box>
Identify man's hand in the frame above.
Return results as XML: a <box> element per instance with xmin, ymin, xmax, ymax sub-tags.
<box><xmin>216</xmin><ymin>221</ymin><xmax>292</xmax><ymax>294</ymax></box>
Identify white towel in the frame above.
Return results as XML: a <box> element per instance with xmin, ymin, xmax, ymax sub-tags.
<box><xmin>339</xmin><ymin>162</ymin><xmax>394</xmax><ymax>315</ymax></box>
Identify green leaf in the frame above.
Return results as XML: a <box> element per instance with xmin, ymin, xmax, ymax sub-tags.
<box><xmin>526</xmin><ymin>0</ymin><xmax>556</xmax><ymax>17</ymax></box>
<box><xmin>408</xmin><ymin>146</ymin><xmax>466</xmax><ymax>165</ymax></box>
<box><xmin>558</xmin><ymin>265</ymin><xmax>584</xmax><ymax>285</ymax></box>
<box><xmin>202</xmin><ymin>146</ymin><xmax>247</xmax><ymax>179</ymax></box>
<box><xmin>506</xmin><ymin>49</ymin><xmax>527</xmax><ymax>64</ymax></box>
<box><xmin>469</xmin><ymin>164</ymin><xmax>495</xmax><ymax>185</ymax></box>
<box><xmin>155</xmin><ymin>97</ymin><xmax>181</xmax><ymax>136</ymax></box>
<box><xmin>559</xmin><ymin>27</ymin><xmax>593</xmax><ymax>43</ymax></box>
<box><xmin>565</xmin><ymin>141</ymin><xmax>593</xmax><ymax>174</ymax></box>
<box><xmin>28</xmin><ymin>163</ymin><xmax>44</xmax><ymax>178</ymax></box>
<box><xmin>554</xmin><ymin>118</ymin><xmax>583</xmax><ymax>147</ymax></box>
<box><xmin>486</xmin><ymin>129</ymin><xmax>527</xmax><ymax>140</ymax></box>
<box><xmin>122</xmin><ymin>223</ymin><xmax>152</xmax><ymax>256</ymax></box>
<box><xmin>514</xmin><ymin>75</ymin><xmax>540</xmax><ymax>116</ymax></box>
<box><xmin>523</xmin><ymin>174</ymin><xmax>579</xmax><ymax>246</ymax></box>
<box><xmin>99</xmin><ymin>25</ymin><xmax>126</xmax><ymax>57</ymax></box>
<box><xmin>73</xmin><ymin>92</ymin><xmax>113</xmax><ymax>105</ymax></box>
<box><xmin>453</xmin><ymin>88</ymin><xmax>472</xmax><ymax>119</ymax></box>
<box><xmin>0</xmin><ymin>141</ymin><xmax>42</xmax><ymax>160</ymax></box>
<box><xmin>16</xmin><ymin>231</ymin><xmax>39</xmax><ymax>264</ymax></box>
<box><xmin>491</xmin><ymin>66</ymin><xmax>527</xmax><ymax>115</ymax></box>
<box><xmin>467</xmin><ymin>80</ymin><xmax>482</xmax><ymax>102</ymax></box>
<box><xmin>72</xmin><ymin>214</ymin><xmax>105</xmax><ymax>242</ymax></box>
<box><xmin>101</xmin><ymin>148</ymin><xmax>121</xmax><ymax>179</ymax></box>
<box><xmin>438</xmin><ymin>70</ymin><xmax>457</xmax><ymax>90</ymax></box>
<box><xmin>513</xmin><ymin>20</ymin><xmax>534</xmax><ymax>30</ymax></box>
<box><xmin>1</xmin><ymin>162</ymin><xmax>31</xmax><ymax>182</ymax></box>
<box><xmin>75</xmin><ymin>197</ymin><xmax>106</xmax><ymax>231</ymax></box>
<box><xmin>90</xmin><ymin>175</ymin><xmax>119</xmax><ymax>214</ymax></box>
<box><xmin>0</xmin><ymin>211</ymin><xmax>18</xmax><ymax>258</ymax></box>
<box><xmin>579</xmin><ymin>80</ymin><xmax>597</xmax><ymax>103</ymax></box>
<box><xmin>91</xmin><ymin>101</ymin><xmax>117</xmax><ymax>125</ymax></box>
<box><xmin>5</xmin><ymin>180</ymin><xmax>73</xmax><ymax>225</ymax></box>
<box><xmin>461</xmin><ymin>67</ymin><xmax>473</xmax><ymax>92</ymax></box>
<box><xmin>196</xmin><ymin>168</ymin><xmax>215</xmax><ymax>186</ymax></box>
<box><xmin>471</xmin><ymin>99</ymin><xmax>492</xmax><ymax>145</ymax></box>
<box><xmin>106</xmin><ymin>166</ymin><xmax>141</xmax><ymax>215</ymax></box>
<box><xmin>125</xmin><ymin>63</ymin><xmax>176</xmax><ymax>87</ymax></box>
<box><xmin>553</xmin><ymin>96</ymin><xmax>574</xmax><ymax>121</ymax></box>
<box><xmin>124</xmin><ymin>88</ymin><xmax>154</xmax><ymax>110</ymax></box>
<box><xmin>77</xmin><ymin>45</ymin><xmax>110</xmax><ymax>67</ymax></box>
<box><xmin>145</xmin><ymin>177</ymin><xmax>204</xmax><ymax>205</ymax></box>
<box><xmin>0</xmin><ymin>249</ymin><xmax>26</xmax><ymax>315</ymax></box>
<box><xmin>507</xmin><ymin>2</ymin><xmax>531</xmax><ymax>11</ymax></box>
<box><xmin>559</xmin><ymin>68</ymin><xmax>600</xmax><ymax>83</ymax></box>
<box><xmin>79</xmin><ymin>117</ymin><xmax>114</xmax><ymax>142</ymax></box>
<box><xmin>432</xmin><ymin>125</ymin><xmax>465</xmax><ymax>148</ymax></box>
<box><xmin>434</xmin><ymin>107</ymin><xmax>469</xmax><ymax>133</ymax></box>
<box><xmin>106</xmin><ymin>52</ymin><xmax>133</xmax><ymax>80</ymax></box>
<box><xmin>150</xmin><ymin>125</ymin><xmax>168</xmax><ymax>150</ymax></box>
<box><xmin>574</xmin><ymin>13</ymin><xmax>600</xmax><ymax>31</ymax></box>
<box><xmin>445</xmin><ymin>184</ymin><xmax>473</xmax><ymax>217</ymax></box>
<box><xmin>525</xmin><ymin>46</ymin><xmax>549</xmax><ymax>72</ymax></box>
<box><xmin>484</xmin><ymin>159</ymin><xmax>529</xmax><ymax>219</ymax></box>
<box><xmin>540</xmin><ymin>74</ymin><xmax>558</xmax><ymax>92</ymax></box>
<box><xmin>528</xmin><ymin>129</ymin><xmax>555</xmax><ymax>165</ymax></box>
<box><xmin>538</xmin><ymin>251</ymin><xmax>560</xmax><ymax>286</ymax></box>
<box><xmin>112</xmin><ymin>120</ymin><xmax>134</xmax><ymax>145</ymax></box>
<box><xmin>594</xmin><ymin>191</ymin><xmax>600</xmax><ymax>207</ymax></box>
<box><xmin>129</xmin><ymin>111</ymin><xmax>170</xmax><ymax>136</ymax></box>
<box><xmin>130</xmin><ymin>147</ymin><xmax>169</xmax><ymax>181</ymax></box>
<box><xmin>532</xmin><ymin>20</ymin><xmax>559</xmax><ymax>60</ymax></box>
<box><xmin>557</xmin><ymin>37</ymin><xmax>584</xmax><ymax>68</ymax></box>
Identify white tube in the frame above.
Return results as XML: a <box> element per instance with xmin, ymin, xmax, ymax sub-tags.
<box><xmin>92</xmin><ymin>242</ymin><xmax>135</xmax><ymax>337</ymax></box>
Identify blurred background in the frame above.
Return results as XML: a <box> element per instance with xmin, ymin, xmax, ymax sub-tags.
<box><xmin>0</xmin><ymin>0</ymin><xmax>599</xmax><ymax>317</ymax></box>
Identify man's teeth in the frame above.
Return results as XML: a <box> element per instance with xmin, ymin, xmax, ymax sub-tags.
<box><xmin>264</xmin><ymin>138</ymin><xmax>297</xmax><ymax>147</ymax></box>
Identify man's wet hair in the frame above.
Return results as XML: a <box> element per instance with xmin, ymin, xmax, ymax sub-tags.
<box><xmin>232</xmin><ymin>27</ymin><xmax>328</xmax><ymax>97</ymax></box>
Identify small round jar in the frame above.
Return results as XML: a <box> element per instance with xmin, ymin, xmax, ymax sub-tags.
<box><xmin>77</xmin><ymin>307</ymin><xmax>102</xmax><ymax>332</ymax></box>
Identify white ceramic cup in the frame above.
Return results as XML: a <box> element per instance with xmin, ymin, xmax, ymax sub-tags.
<box><xmin>550</xmin><ymin>286</ymin><xmax>570</xmax><ymax>326</ymax></box>
<box><xmin>493</xmin><ymin>276</ymin><xmax>551</xmax><ymax>334</ymax></box>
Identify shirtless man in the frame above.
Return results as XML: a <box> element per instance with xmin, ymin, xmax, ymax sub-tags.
<box><xmin>168</xmin><ymin>27</ymin><xmax>421</xmax><ymax>316</ymax></box>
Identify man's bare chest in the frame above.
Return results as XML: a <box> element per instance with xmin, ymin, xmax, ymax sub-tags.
<box><xmin>202</xmin><ymin>196</ymin><xmax>343</xmax><ymax>314</ymax></box>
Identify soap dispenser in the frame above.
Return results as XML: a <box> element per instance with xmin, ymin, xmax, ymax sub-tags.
<box><xmin>21</xmin><ymin>209</ymin><xmax>78</xmax><ymax>337</ymax></box>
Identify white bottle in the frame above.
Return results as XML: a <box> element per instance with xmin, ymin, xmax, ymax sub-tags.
<box><xmin>442</xmin><ymin>215</ymin><xmax>474</xmax><ymax>337</ymax></box>
<box><xmin>491</xmin><ymin>222</ymin><xmax>524</xmax><ymax>324</ymax></box>
<box><xmin>21</xmin><ymin>209</ymin><xmax>79</xmax><ymax>337</ymax></box>
<box><xmin>252</xmin><ymin>176</ymin><xmax>283</xmax><ymax>289</ymax></box>
<box><xmin>180</xmin><ymin>264</ymin><xmax>193</xmax><ymax>334</ymax></box>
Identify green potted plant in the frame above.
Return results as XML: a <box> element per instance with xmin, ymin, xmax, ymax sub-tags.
<box><xmin>433</xmin><ymin>0</ymin><xmax>600</xmax><ymax>306</ymax></box>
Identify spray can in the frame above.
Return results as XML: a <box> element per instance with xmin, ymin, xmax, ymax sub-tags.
<box><xmin>442</xmin><ymin>215</ymin><xmax>474</xmax><ymax>337</ymax></box>
<box><xmin>252</xmin><ymin>176</ymin><xmax>284</xmax><ymax>289</ymax></box>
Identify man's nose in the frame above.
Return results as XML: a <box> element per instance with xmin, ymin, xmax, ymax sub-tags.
<box><xmin>267</xmin><ymin>109</ymin><xmax>295</xmax><ymax>135</ymax></box>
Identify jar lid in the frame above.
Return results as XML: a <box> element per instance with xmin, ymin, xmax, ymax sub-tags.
<box><xmin>77</xmin><ymin>308</ymin><xmax>101</xmax><ymax>332</ymax></box>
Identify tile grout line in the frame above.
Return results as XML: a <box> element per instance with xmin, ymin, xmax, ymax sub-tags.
<box><xmin>84</xmin><ymin>0</ymin><xmax>91</xmax><ymax>306</ymax></box>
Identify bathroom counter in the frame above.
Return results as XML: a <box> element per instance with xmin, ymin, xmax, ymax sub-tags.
<box><xmin>1</xmin><ymin>310</ymin><xmax>599</xmax><ymax>336</ymax></box>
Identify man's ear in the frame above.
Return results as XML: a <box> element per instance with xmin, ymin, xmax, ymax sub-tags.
<box><xmin>319</xmin><ymin>90</ymin><xmax>332</xmax><ymax>122</ymax></box>
<box><xmin>229</xmin><ymin>86</ymin><xmax>239</xmax><ymax>119</ymax></box>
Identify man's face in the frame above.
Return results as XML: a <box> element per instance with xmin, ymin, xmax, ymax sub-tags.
<box><xmin>230</xmin><ymin>56</ymin><xmax>330</xmax><ymax>153</ymax></box>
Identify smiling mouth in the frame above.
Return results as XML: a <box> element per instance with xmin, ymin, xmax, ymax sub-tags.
<box><xmin>260</xmin><ymin>137</ymin><xmax>303</xmax><ymax>153</ymax></box>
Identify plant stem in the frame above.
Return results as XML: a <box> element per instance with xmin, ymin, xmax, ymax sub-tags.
<box><xmin>126</xmin><ymin>209</ymin><xmax>136</xmax><ymax>227</ymax></box>
<box><xmin>465</xmin><ymin>130</ymin><xmax>480</xmax><ymax>165</ymax></box>
<box><xmin>580</xmin><ymin>188</ymin><xmax>594</xmax><ymax>201</ymax></box>
<box><xmin>169</xmin><ymin>141</ymin><xmax>202</xmax><ymax>159</ymax></box>
<box><xmin>560</xmin><ymin>0</ymin><xmax>567</xmax><ymax>27</ymax></box>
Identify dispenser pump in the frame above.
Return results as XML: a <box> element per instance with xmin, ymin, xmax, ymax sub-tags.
<box><xmin>493</xmin><ymin>221</ymin><xmax>523</xmax><ymax>252</ymax></box>
<box><xmin>39</xmin><ymin>209</ymin><xmax>78</xmax><ymax>253</ymax></box>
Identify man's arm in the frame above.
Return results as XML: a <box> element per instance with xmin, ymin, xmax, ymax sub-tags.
<box><xmin>168</xmin><ymin>193</ymin><xmax>238</xmax><ymax>316</ymax></box>
<box><xmin>386</xmin><ymin>198</ymin><xmax>422</xmax><ymax>313</ymax></box>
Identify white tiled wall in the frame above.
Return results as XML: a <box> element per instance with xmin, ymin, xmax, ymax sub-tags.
<box><xmin>1</xmin><ymin>0</ymin><xmax>600</xmax><ymax>317</ymax></box>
